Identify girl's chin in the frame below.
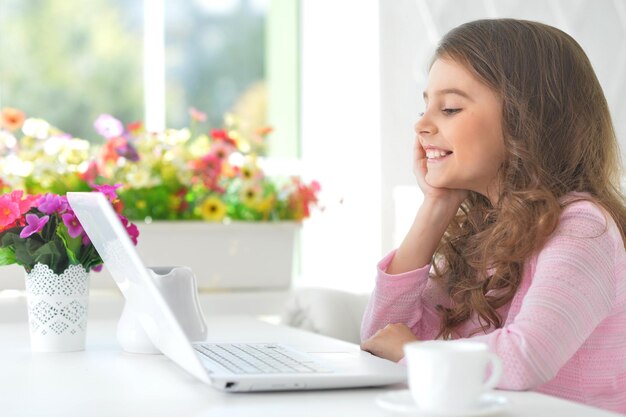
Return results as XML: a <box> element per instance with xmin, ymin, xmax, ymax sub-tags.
<box><xmin>424</xmin><ymin>174</ymin><xmax>450</xmax><ymax>189</ymax></box>
<box><xmin>425</xmin><ymin>176</ymin><xmax>466</xmax><ymax>191</ymax></box>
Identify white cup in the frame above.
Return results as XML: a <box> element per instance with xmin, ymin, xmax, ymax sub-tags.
<box><xmin>403</xmin><ymin>340</ymin><xmax>502</xmax><ymax>413</ymax></box>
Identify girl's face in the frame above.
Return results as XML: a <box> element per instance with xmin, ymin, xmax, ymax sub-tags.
<box><xmin>415</xmin><ymin>58</ymin><xmax>505</xmax><ymax>201</ymax></box>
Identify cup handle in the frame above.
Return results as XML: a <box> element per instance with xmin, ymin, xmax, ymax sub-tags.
<box><xmin>482</xmin><ymin>353</ymin><xmax>502</xmax><ymax>391</ymax></box>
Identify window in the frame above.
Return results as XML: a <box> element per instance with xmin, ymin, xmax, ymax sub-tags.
<box><xmin>0</xmin><ymin>0</ymin><xmax>270</xmax><ymax>144</ymax></box>
<box><xmin>0</xmin><ymin>0</ymin><xmax>143</xmax><ymax>140</ymax></box>
<box><xmin>164</xmin><ymin>0</ymin><xmax>267</xmax><ymax>131</ymax></box>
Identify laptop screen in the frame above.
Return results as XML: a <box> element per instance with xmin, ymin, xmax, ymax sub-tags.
<box><xmin>67</xmin><ymin>191</ymin><xmax>210</xmax><ymax>383</ymax></box>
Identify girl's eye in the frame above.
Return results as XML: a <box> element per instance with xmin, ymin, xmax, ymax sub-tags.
<box><xmin>442</xmin><ymin>108</ymin><xmax>461</xmax><ymax>115</ymax></box>
<box><xmin>418</xmin><ymin>112</ymin><xmax>425</xmax><ymax>117</ymax></box>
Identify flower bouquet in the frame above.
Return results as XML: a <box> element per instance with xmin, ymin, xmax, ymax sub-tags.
<box><xmin>0</xmin><ymin>107</ymin><xmax>321</xmax><ymax>224</ymax></box>
<box><xmin>0</xmin><ymin>185</ymin><xmax>138</xmax><ymax>274</ymax></box>
<box><xmin>0</xmin><ymin>107</ymin><xmax>92</xmax><ymax>196</ymax></box>
<box><xmin>0</xmin><ymin>186</ymin><xmax>138</xmax><ymax>352</ymax></box>
<box><xmin>89</xmin><ymin>111</ymin><xmax>320</xmax><ymax>223</ymax></box>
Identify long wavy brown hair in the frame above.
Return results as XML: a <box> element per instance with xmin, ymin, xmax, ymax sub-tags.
<box><xmin>431</xmin><ymin>19</ymin><xmax>626</xmax><ymax>339</ymax></box>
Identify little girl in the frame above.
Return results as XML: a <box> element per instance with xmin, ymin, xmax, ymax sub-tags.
<box><xmin>360</xmin><ymin>18</ymin><xmax>626</xmax><ymax>413</ymax></box>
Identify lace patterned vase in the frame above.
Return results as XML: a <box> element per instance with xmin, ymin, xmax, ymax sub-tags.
<box><xmin>25</xmin><ymin>263</ymin><xmax>90</xmax><ymax>352</ymax></box>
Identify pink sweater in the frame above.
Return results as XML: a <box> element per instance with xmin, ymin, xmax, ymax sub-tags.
<box><xmin>361</xmin><ymin>200</ymin><xmax>626</xmax><ymax>413</ymax></box>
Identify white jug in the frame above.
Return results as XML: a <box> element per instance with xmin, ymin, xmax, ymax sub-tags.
<box><xmin>116</xmin><ymin>266</ymin><xmax>208</xmax><ymax>354</ymax></box>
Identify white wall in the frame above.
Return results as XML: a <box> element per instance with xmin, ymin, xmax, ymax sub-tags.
<box><xmin>380</xmin><ymin>0</ymin><xmax>626</xmax><ymax>251</ymax></box>
<box><xmin>298</xmin><ymin>0</ymin><xmax>381</xmax><ymax>293</ymax></box>
<box><xmin>299</xmin><ymin>0</ymin><xmax>626</xmax><ymax>293</ymax></box>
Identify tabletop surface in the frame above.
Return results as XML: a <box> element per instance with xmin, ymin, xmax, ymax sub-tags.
<box><xmin>0</xmin><ymin>316</ymin><xmax>621</xmax><ymax>417</ymax></box>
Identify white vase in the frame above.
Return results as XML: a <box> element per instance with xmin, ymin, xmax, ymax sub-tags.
<box><xmin>116</xmin><ymin>266</ymin><xmax>208</xmax><ymax>354</ymax></box>
<box><xmin>24</xmin><ymin>263</ymin><xmax>90</xmax><ymax>352</ymax></box>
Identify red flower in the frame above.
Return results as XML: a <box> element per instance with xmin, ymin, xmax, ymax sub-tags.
<box><xmin>176</xmin><ymin>188</ymin><xmax>189</xmax><ymax>213</ymax></box>
<box><xmin>81</xmin><ymin>160</ymin><xmax>100</xmax><ymax>185</ymax></box>
<box><xmin>127</xmin><ymin>121</ymin><xmax>144</xmax><ymax>136</ymax></box>
<box><xmin>210</xmin><ymin>129</ymin><xmax>237</xmax><ymax>147</ymax></box>
<box><xmin>113</xmin><ymin>199</ymin><xmax>125</xmax><ymax>215</ymax></box>
<box><xmin>100</xmin><ymin>137</ymin><xmax>127</xmax><ymax>163</ymax></box>
<box><xmin>189</xmin><ymin>153</ymin><xmax>225</xmax><ymax>192</ymax></box>
<box><xmin>0</xmin><ymin>191</ymin><xmax>39</xmax><ymax>232</ymax></box>
<box><xmin>287</xmin><ymin>179</ymin><xmax>321</xmax><ymax>220</ymax></box>
<box><xmin>0</xmin><ymin>196</ymin><xmax>20</xmax><ymax>231</ymax></box>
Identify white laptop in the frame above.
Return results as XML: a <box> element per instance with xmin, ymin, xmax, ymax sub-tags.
<box><xmin>67</xmin><ymin>192</ymin><xmax>406</xmax><ymax>392</ymax></box>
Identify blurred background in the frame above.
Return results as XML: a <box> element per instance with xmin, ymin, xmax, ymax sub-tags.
<box><xmin>1</xmin><ymin>0</ymin><xmax>624</xmax><ymax>295</ymax></box>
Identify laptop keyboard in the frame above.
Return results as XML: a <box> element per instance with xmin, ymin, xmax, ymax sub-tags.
<box><xmin>193</xmin><ymin>343</ymin><xmax>334</xmax><ymax>374</ymax></box>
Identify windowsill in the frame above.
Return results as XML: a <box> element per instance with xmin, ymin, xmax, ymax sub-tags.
<box><xmin>0</xmin><ymin>289</ymin><xmax>290</xmax><ymax>324</ymax></box>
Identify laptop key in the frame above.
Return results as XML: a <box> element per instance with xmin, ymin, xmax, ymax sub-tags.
<box><xmin>193</xmin><ymin>343</ymin><xmax>334</xmax><ymax>374</ymax></box>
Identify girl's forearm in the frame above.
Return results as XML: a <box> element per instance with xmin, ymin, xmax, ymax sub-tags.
<box><xmin>386</xmin><ymin>198</ymin><xmax>459</xmax><ymax>274</ymax></box>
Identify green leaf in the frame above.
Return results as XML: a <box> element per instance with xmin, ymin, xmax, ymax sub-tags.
<box><xmin>31</xmin><ymin>239</ymin><xmax>69</xmax><ymax>274</ymax></box>
<box><xmin>56</xmin><ymin>226</ymin><xmax>80</xmax><ymax>264</ymax></box>
<box><xmin>0</xmin><ymin>247</ymin><xmax>16</xmax><ymax>266</ymax></box>
<box><xmin>77</xmin><ymin>244</ymin><xmax>102</xmax><ymax>271</ymax></box>
<box><xmin>10</xmin><ymin>235</ymin><xmax>43</xmax><ymax>271</ymax></box>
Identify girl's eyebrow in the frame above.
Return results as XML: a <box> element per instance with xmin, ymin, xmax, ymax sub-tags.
<box><xmin>422</xmin><ymin>88</ymin><xmax>473</xmax><ymax>101</ymax></box>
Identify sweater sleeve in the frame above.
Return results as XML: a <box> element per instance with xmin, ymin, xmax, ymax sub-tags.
<box><xmin>360</xmin><ymin>250</ymin><xmax>450</xmax><ymax>342</ymax></box>
<box><xmin>466</xmin><ymin>203</ymin><xmax>618</xmax><ymax>390</ymax></box>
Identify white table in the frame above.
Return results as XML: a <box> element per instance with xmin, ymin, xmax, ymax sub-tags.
<box><xmin>0</xmin><ymin>316</ymin><xmax>621</xmax><ymax>417</ymax></box>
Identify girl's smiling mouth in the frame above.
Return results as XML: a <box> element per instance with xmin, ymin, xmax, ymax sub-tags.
<box><xmin>423</xmin><ymin>145</ymin><xmax>453</xmax><ymax>161</ymax></box>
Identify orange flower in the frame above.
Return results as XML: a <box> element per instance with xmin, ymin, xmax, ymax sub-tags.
<box><xmin>255</xmin><ymin>126</ymin><xmax>273</xmax><ymax>136</ymax></box>
<box><xmin>1</xmin><ymin>107</ymin><xmax>26</xmax><ymax>132</ymax></box>
<box><xmin>100</xmin><ymin>136</ymin><xmax>128</xmax><ymax>163</ymax></box>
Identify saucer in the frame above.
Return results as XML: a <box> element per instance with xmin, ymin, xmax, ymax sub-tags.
<box><xmin>375</xmin><ymin>390</ymin><xmax>509</xmax><ymax>416</ymax></box>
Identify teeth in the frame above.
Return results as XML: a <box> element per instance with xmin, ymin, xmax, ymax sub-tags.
<box><xmin>425</xmin><ymin>150</ymin><xmax>450</xmax><ymax>159</ymax></box>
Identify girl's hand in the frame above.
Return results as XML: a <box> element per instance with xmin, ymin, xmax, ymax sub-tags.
<box><xmin>413</xmin><ymin>138</ymin><xmax>468</xmax><ymax>208</ymax></box>
<box><xmin>360</xmin><ymin>323</ymin><xmax>417</xmax><ymax>362</ymax></box>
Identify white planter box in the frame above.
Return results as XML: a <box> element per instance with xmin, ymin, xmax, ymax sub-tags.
<box><xmin>1</xmin><ymin>222</ymin><xmax>299</xmax><ymax>291</ymax></box>
<box><xmin>130</xmin><ymin>221</ymin><xmax>299</xmax><ymax>290</ymax></box>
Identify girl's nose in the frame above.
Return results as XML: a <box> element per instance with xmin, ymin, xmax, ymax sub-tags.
<box><xmin>414</xmin><ymin>112</ymin><xmax>435</xmax><ymax>136</ymax></box>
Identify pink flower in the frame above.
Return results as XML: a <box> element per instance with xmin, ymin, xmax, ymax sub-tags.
<box><xmin>189</xmin><ymin>107</ymin><xmax>207</xmax><ymax>122</ymax></box>
<box><xmin>81</xmin><ymin>160</ymin><xmax>99</xmax><ymax>185</ymax></box>
<box><xmin>209</xmin><ymin>141</ymin><xmax>235</xmax><ymax>160</ymax></box>
<box><xmin>126</xmin><ymin>223</ymin><xmax>139</xmax><ymax>245</ymax></box>
<box><xmin>19</xmin><ymin>214</ymin><xmax>49</xmax><ymax>238</ymax></box>
<box><xmin>10</xmin><ymin>190</ymin><xmax>38</xmax><ymax>214</ymax></box>
<box><xmin>0</xmin><ymin>195</ymin><xmax>20</xmax><ymax>230</ymax></box>
<box><xmin>118</xmin><ymin>214</ymin><xmax>139</xmax><ymax>245</ymax></box>
<box><xmin>94</xmin><ymin>114</ymin><xmax>124</xmax><ymax>139</ymax></box>
<box><xmin>62</xmin><ymin>212</ymin><xmax>83</xmax><ymax>238</ymax></box>
<box><xmin>37</xmin><ymin>193</ymin><xmax>68</xmax><ymax>214</ymax></box>
<box><xmin>93</xmin><ymin>184</ymin><xmax>122</xmax><ymax>202</ymax></box>
<box><xmin>0</xmin><ymin>191</ymin><xmax>39</xmax><ymax>231</ymax></box>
